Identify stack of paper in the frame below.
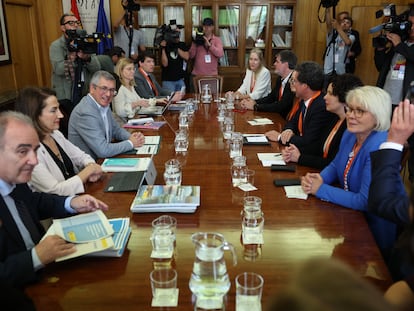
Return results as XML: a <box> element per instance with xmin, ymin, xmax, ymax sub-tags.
<box><xmin>257</xmin><ymin>153</ymin><xmax>285</xmax><ymax>167</ymax></box>
<box><xmin>130</xmin><ymin>185</ymin><xmax>201</xmax><ymax>213</ymax></box>
<box><xmin>247</xmin><ymin>118</ymin><xmax>274</xmax><ymax>126</ymax></box>
<box><xmin>101</xmin><ymin>157</ymin><xmax>152</xmax><ymax>172</ymax></box>
<box><xmin>284</xmin><ymin>186</ymin><xmax>308</xmax><ymax>200</ymax></box>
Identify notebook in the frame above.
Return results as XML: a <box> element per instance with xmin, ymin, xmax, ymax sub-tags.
<box><xmin>104</xmin><ymin>171</ymin><xmax>146</xmax><ymax>192</ymax></box>
<box><xmin>138</xmin><ymin>92</ymin><xmax>175</xmax><ymax>116</ymax></box>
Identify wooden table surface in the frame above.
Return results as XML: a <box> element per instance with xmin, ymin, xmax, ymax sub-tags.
<box><xmin>26</xmin><ymin>101</ymin><xmax>393</xmax><ymax>310</ymax></box>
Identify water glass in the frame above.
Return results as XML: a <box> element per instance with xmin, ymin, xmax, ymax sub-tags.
<box><xmin>217</xmin><ymin>102</ymin><xmax>226</xmax><ymax>121</ymax></box>
<box><xmin>223</xmin><ymin>116</ymin><xmax>234</xmax><ymax>140</ymax></box>
<box><xmin>150</xmin><ymin>269</ymin><xmax>178</xmax><ymax>307</ymax></box>
<box><xmin>151</xmin><ymin>215</ymin><xmax>177</xmax><ymax>253</ymax></box>
<box><xmin>174</xmin><ymin>130</ymin><xmax>189</xmax><ymax>152</ymax></box>
<box><xmin>179</xmin><ymin>111</ymin><xmax>188</xmax><ymax>128</ymax></box>
<box><xmin>163</xmin><ymin>159</ymin><xmax>182</xmax><ymax>186</ymax></box>
<box><xmin>229</xmin><ymin>132</ymin><xmax>243</xmax><ymax>158</ymax></box>
<box><xmin>186</xmin><ymin>99</ymin><xmax>195</xmax><ymax>115</ymax></box>
<box><xmin>242</xmin><ymin>196</ymin><xmax>264</xmax><ymax>235</ymax></box>
<box><xmin>235</xmin><ymin>272</ymin><xmax>264</xmax><ymax>311</ymax></box>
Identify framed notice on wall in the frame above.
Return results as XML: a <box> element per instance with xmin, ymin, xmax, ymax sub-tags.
<box><xmin>0</xmin><ymin>0</ymin><xmax>11</xmax><ymax>65</ymax></box>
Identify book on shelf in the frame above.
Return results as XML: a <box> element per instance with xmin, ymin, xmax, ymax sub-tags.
<box><xmin>89</xmin><ymin>218</ymin><xmax>132</xmax><ymax>258</ymax></box>
<box><xmin>101</xmin><ymin>157</ymin><xmax>152</xmax><ymax>172</ymax></box>
<box><xmin>43</xmin><ymin>210</ymin><xmax>115</xmax><ymax>261</ymax></box>
<box><xmin>130</xmin><ymin>185</ymin><xmax>201</xmax><ymax>213</ymax></box>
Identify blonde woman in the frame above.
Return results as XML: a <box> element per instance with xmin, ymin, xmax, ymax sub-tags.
<box><xmin>228</xmin><ymin>48</ymin><xmax>271</xmax><ymax>100</ymax></box>
<box><xmin>113</xmin><ymin>58</ymin><xmax>158</xmax><ymax>121</ymax></box>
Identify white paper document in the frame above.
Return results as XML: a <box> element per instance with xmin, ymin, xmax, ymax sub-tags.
<box><xmin>284</xmin><ymin>186</ymin><xmax>308</xmax><ymax>200</ymax></box>
<box><xmin>257</xmin><ymin>153</ymin><xmax>285</xmax><ymax>167</ymax></box>
<box><xmin>248</xmin><ymin>118</ymin><xmax>274</xmax><ymax>126</ymax></box>
<box><xmin>243</xmin><ymin>134</ymin><xmax>268</xmax><ymax>143</ymax></box>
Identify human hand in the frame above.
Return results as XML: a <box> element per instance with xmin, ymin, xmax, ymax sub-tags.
<box><xmin>35</xmin><ymin>235</ymin><xmax>76</xmax><ymax>265</ymax></box>
<box><xmin>70</xmin><ymin>194</ymin><xmax>109</xmax><ymax>213</ymax></box>
<box><xmin>388</xmin><ymin>99</ymin><xmax>414</xmax><ymax>145</ymax></box>
<box><xmin>156</xmin><ymin>97</ymin><xmax>168</xmax><ymax>104</ymax></box>
<box><xmin>240</xmin><ymin>98</ymin><xmax>255</xmax><ymax>110</ymax></box>
<box><xmin>265</xmin><ymin>130</ymin><xmax>281</xmax><ymax>142</ymax></box>
<box><xmin>82</xmin><ymin>163</ymin><xmax>103</xmax><ymax>183</ymax></box>
<box><xmin>386</xmin><ymin>32</ymin><xmax>402</xmax><ymax>46</ymax></box>
<box><xmin>129</xmin><ymin>131</ymin><xmax>145</xmax><ymax>147</ymax></box>
<box><xmin>282</xmin><ymin>144</ymin><xmax>300</xmax><ymax>163</ymax></box>
<box><xmin>301</xmin><ymin>173</ymin><xmax>323</xmax><ymax>195</ymax></box>
<box><xmin>76</xmin><ymin>50</ymin><xmax>91</xmax><ymax>61</ymax></box>
<box><xmin>280</xmin><ymin>129</ymin><xmax>294</xmax><ymax>145</ymax></box>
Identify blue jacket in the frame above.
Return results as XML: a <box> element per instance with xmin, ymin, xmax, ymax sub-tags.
<box><xmin>317</xmin><ymin>130</ymin><xmax>397</xmax><ymax>254</ymax></box>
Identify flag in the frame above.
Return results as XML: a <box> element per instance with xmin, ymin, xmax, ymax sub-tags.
<box><xmin>96</xmin><ymin>0</ymin><xmax>113</xmax><ymax>55</ymax></box>
<box><xmin>70</xmin><ymin>0</ymin><xmax>81</xmax><ymax>22</ymax></box>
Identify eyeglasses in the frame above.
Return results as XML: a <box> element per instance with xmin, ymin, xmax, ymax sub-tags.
<box><xmin>344</xmin><ymin>105</ymin><xmax>366</xmax><ymax>118</ymax></box>
<box><xmin>94</xmin><ymin>85</ymin><xmax>117</xmax><ymax>96</ymax></box>
<box><xmin>63</xmin><ymin>20</ymin><xmax>81</xmax><ymax>26</ymax></box>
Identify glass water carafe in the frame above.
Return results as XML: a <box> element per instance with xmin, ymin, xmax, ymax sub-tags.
<box><xmin>189</xmin><ymin>232</ymin><xmax>237</xmax><ymax>305</ymax></box>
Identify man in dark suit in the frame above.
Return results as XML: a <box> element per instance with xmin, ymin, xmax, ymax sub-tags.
<box><xmin>265</xmin><ymin>61</ymin><xmax>336</xmax><ymax>150</ymax></box>
<box><xmin>240</xmin><ymin>50</ymin><xmax>297</xmax><ymax>119</ymax></box>
<box><xmin>369</xmin><ymin>99</ymin><xmax>414</xmax><ymax>281</ymax></box>
<box><xmin>134</xmin><ymin>52</ymin><xmax>171</xmax><ymax>99</ymax></box>
<box><xmin>0</xmin><ymin>111</ymin><xmax>108</xmax><ymax>287</ymax></box>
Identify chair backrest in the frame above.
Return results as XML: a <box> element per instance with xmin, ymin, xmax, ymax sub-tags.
<box><xmin>193</xmin><ymin>75</ymin><xmax>223</xmax><ymax>96</ymax></box>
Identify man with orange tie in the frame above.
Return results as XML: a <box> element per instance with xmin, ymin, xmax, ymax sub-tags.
<box><xmin>134</xmin><ymin>52</ymin><xmax>171</xmax><ymax>99</ymax></box>
<box><xmin>240</xmin><ymin>50</ymin><xmax>297</xmax><ymax>119</ymax></box>
<box><xmin>265</xmin><ymin>61</ymin><xmax>336</xmax><ymax>151</ymax></box>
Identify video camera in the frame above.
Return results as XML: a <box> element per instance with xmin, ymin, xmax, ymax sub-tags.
<box><xmin>320</xmin><ymin>0</ymin><xmax>339</xmax><ymax>9</ymax></box>
<box><xmin>66</xmin><ymin>29</ymin><xmax>103</xmax><ymax>55</ymax></box>
<box><xmin>370</xmin><ymin>4</ymin><xmax>412</xmax><ymax>48</ymax></box>
<box><xmin>153</xmin><ymin>20</ymin><xmax>183</xmax><ymax>48</ymax></box>
<box><xmin>122</xmin><ymin>0</ymin><xmax>140</xmax><ymax>12</ymax></box>
<box><xmin>193</xmin><ymin>26</ymin><xmax>205</xmax><ymax>46</ymax></box>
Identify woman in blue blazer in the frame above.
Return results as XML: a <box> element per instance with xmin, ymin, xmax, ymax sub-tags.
<box><xmin>301</xmin><ymin>86</ymin><xmax>397</xmax><ymax>258</ymax></box>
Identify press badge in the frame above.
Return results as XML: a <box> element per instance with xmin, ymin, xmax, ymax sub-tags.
<box><xmin>205</xmin><ymin>54</ymin><xmax>212</xmax><ymax>63</ymax></box>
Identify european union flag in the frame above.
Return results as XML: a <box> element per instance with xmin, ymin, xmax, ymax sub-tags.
<box><xmin>96</xmin><ymin>0</ymin><xmax>113</xmax><ymax>55</ymax></box>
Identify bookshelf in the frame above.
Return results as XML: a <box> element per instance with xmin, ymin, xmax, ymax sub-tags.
<box><xmin>136</xmin><ymin>0</ymin><xmax>296</xmax><ymax>91</ymax></box>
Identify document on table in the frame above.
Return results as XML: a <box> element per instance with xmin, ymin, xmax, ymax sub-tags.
<box><xmin>243</xmin><ymin>134</ymin><xmax>269</xmax><ymax>144</ymax></box>
<box><xmin>284</xmin><ymin>186</ymin><xmax>308</xmax><ymax>200</ymax></box>
<box><xmin>257</xmin><ymin>153</ymin><xmax>285</xmax><ymax>167</ymax></box>
<box><xmin>247</xmin><ymin>118</ymin><xmax>274</xmax><ymax>126</ymax></box>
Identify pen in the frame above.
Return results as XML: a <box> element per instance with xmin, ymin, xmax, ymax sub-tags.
<box><xmin>274</xmin><ymin>153</ymin><xmax>282</xmax><ymax>157</ymax></box>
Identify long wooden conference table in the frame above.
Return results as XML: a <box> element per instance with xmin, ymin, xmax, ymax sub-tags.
<box><xmin>26</xmin><ymin>100</ymin><xmax>393</xmax><ymax>310</ymax></box>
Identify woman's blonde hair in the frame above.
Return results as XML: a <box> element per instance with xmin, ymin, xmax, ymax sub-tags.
<box><xmin>115</xmin><ymin>57</ymin><xmax>136</xmax><ymax>87</ymax></box>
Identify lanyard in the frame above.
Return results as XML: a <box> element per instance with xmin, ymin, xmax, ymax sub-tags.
<box><xmin>343</xmin><ymin>142</ymin><xmax>361</xmax><ymax>191</ymax></box>
<box><xmin>322</xmin><ymin>119</ymin><xmax>344</xmax><ymax>158</ymax></box>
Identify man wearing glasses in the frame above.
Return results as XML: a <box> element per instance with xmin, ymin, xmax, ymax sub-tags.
<box><xmin>68</xmin><ymin>71</ymin><xmax>145</xmax><ymax>159</ymax></box>
<box><xmin>49</xmin><ymin>13</ymin><xmax>100</xmax><ymax>136</ymax></box>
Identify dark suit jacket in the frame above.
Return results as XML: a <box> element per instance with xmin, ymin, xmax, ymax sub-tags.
<box><xmin>298</xmin><ymin>117</ymin><xmax>346</xmax><ymax>170</ymax></box>
<box><xmin>0</xmin><ymin>184</ymin><xmax>68</xmax><ymax>287</ymax></box>
<box><xmin>282</xmin><ymin>92</ymin><xmax>336</xmax><ymax>149</ymax></box>
<box><xmin>134</xmin><ymin>70</ymin><xmax>171</xmax><ymax>98</ymax></box>
<box><xmin>255</xmin><ymin>75</ymin><xmax>295</xmax><ymax>119</ymax></box>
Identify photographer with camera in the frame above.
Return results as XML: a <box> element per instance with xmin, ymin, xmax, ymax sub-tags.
<box><xmin>323</xmin><ymin>6</ymin><xmax>355</xmax><ymax>76</ymax></box>
<box><xmin>49</xmin><ymin>13</ymin><xmax>100</xmax><ymax>137</ymax></box>
<box><xmin>189</xmin><ymin>18</ymin><xmax>224</xmax><ymax>92</ymax></box>
<box><xmin>113</xmin><ymin>0</ymin><xmax>145</xmax><ymax>61</ymax></box>
<box><xmin>375</xmin><ymin>6</ymin><xmax>414</xmax><ymax>107</ymax></box>
<box><xmin>158</xmin><ymin>20</ymin><xmax>189</xmax><ymax>92</ymax></box>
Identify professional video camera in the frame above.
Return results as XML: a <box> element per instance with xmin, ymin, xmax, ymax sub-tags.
<box><xmin>153</xmin><ymin>20</ymin><xmax>183</xmax><ymax>47</ymax></box>
<box><xmin>66</xmin><ymin>29</ymin><xmax>103</xmax><ymax>54</ymax></box>
<box><xmin>320</xmin><ymin>0</ymin><xmax>339</xmax><ymax>9</ymax></box>
<box><xmin>370</xmin><ymin>4</ymin><xmax>411</xmax><ymax>48</ymax></box>
<box><xmin>193</xmin><ymin>26</ymin><xmax>205</xmax><ymax>46</ymax></box>
<box><xmin>122</xmin><ymin>0</ymin><xmax>140</xmax><ymax>12</ymax></box>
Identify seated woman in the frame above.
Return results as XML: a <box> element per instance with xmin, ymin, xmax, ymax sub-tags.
<box><xmin>15</xmin><ymin>87</ymin><xmax>103</xmax><ymax>196</ymax></box>
<box><xmin>113</xmin><ymin>58</ymin><xmax>165</xmax><ymax>122</ymax></box>
<box><xmin>301</xmin><ymin>86</ymin><xmax>397</xmax><ymax>257</ymax></box>
<box><xmin>227</xmin><ymin>48</ymin><xmax>271</xmax><ymax>100</ymax></box>
<box><xmin>282</xmin><ymin>74</ymin><xmax>363</xmax><ymax>169</ymax></box>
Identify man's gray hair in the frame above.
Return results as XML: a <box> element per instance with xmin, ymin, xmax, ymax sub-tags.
<box><xmin>0</xmin><ymin>111</ymin><xmax>34</xmax><ymax>148</ymax></box>
<box><xmin>90</xmin><ymin>70</ymin><xmax>116</xmax><ymax>86</ymax></box>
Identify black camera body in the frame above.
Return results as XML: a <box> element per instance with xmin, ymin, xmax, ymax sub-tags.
<box><xmin>122</xmin><ymin>0</ymin><xmax>140</xmax><ymax>12</ymax></box>
<box><xmin>371</xmin><ymin>4</ymin><xmax>411</xmax><ymax>48</ymax></box>
<box><xmin>320</xmin><ymin>0</ymin><xmax>339</xmax><ymax>9</ymax></box>
<box><xmin>66</xmin><ymin>29</ymin><xmax>103</xmax><ymax>55</ymax></box>
<box><xmin>153</xmin><ymin>20</ymin><xmax>183</xmax><ymax>47</ymax></box>
<box><xmin>194</xmin><ymin>26</ymin><xmax>205</xmax><ymax>46</ymax></box>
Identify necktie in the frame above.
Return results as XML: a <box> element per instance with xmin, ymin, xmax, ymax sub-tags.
<box><xmin>10</xmin><ymin>190</ymin><xmax>42</xmax><ymax>244</ymax></box>
<box><xmin>147</xmin><ymin>75</ymin><xmax>159</xmax><ymax>96</ymax></box>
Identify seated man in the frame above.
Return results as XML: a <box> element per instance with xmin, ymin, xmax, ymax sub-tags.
<box><xmin>240</xmin><ymin>50</ymin><xmax>297</xmax><ymax>119</ymax></box>
<box><xmin>68</xmin><ymin>70</ymin><xmax>145</xmax><ymax>159</ymax></box>
<box><xmin>134</xmin><ymin>52</ymin><xmax>172</xmax><ymax>99</ymax></box>
<box><xmin>0</xmin><ymin>111</ymin><xmax>108</xmax><ymax>287</ymax></box>
<box><xmin>265</xmin><ymin>61</ymin><xmax>336</xmax><ymax>150</ymax></box>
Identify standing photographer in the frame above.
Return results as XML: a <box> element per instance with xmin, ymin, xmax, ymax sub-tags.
<box><xmin>49</xmin><ymin>13</ymin><xmax>100</xmax><ymax>136</ymax></box>
<box><xmin>160</xmin><ymin>21</ymin><xmax>189</xmax><ymax>92</ymax></box>
<box><xmin>189</xmin><ymin>18</ymin><xmax>224</xmax><ymax>92</ymax></box>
